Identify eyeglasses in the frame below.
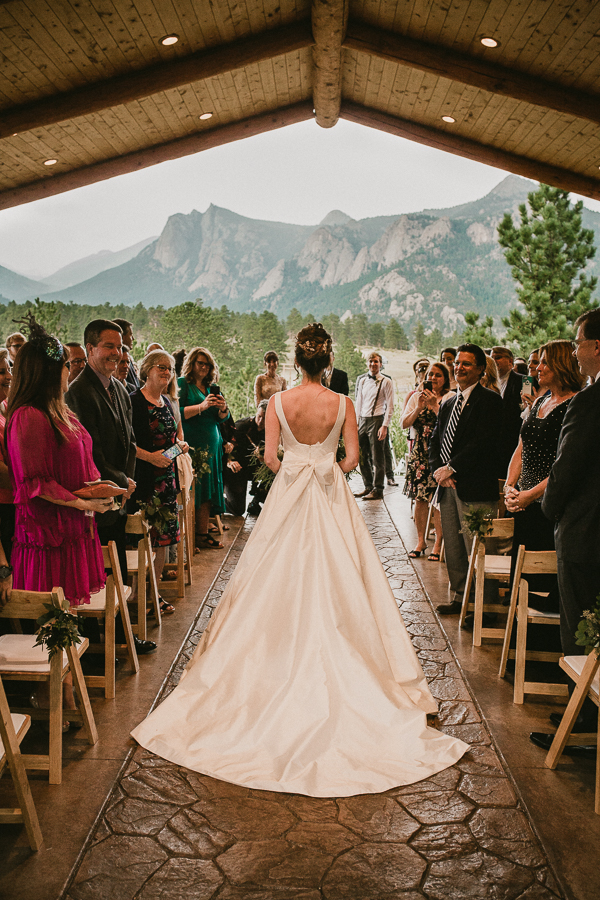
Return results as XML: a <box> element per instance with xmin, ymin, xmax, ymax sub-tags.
<box><xmin>153</xmin><ymin>364</ymin><xmax>173</xmax><ymax>374</ymax></box>
<box><xmin>195</xmin><ymin>361</ymin><xmax>210</xmax><ymax>369</ymax></box>
<box><xmin>64</xmin><ymin>361</ymin><xmax>71</xmax><ymax>370</ymax></box>
<box><xmin>70</xmin><ymin>357</ymin><xmax>86</xmax><ymax>366</ymax></box>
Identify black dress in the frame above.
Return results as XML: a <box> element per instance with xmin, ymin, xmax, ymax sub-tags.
<box><xmin>510</xmin><ymin>395</ymin><xmax>573</xmax><ymax>612</ymax></box>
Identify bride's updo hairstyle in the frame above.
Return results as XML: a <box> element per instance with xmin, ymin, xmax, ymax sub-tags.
<box><xmin>295</xmin><ymin>323</ymin><xmax>332</xmax><ymax>376</ymax></box>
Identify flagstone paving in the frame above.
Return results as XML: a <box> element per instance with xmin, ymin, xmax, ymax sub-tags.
<box><xmin>64</xmin><ymin>503</ymin><xmax>565</xmax><ymax>900</ymax></box>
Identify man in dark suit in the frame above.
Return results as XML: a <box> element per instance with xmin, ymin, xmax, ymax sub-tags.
<box><xmin>491</xmin><ymin>346</ymin><xmax>523</xmax><ymax>476</ymax></box>
<box><xmin>430</xmin><ymin>343</ymin><xmax>503</xmax><ymax>614</ymax></box>
<box><xmin>322</xmin><ymin>353</ymin><xmax>349</xmax><ymax>395</ymax></box>
<box><xmin>66</xmin><ymin>318</ymin><xmax>156</xmax><ymax>653</ymax></box>
<box><xmin>530</xmin><ymin>309</ymin><xmax>600</xmax><ymax>748</ymax></box>
<box><xmin>223</xmin><ymin>401</ymin><xmax>268</xmax><ymax>516</ymax></box>
<box><xmin>113</xmin><ymin>317</ymin><xmax>140</xmax><ymax>392</ymax></box>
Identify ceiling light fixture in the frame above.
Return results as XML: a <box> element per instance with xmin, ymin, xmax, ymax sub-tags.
<box><xmin>442</xmin><ymin>115</ymin><xmax>456</xmax><ymax>123</ymax></box>
<box><xmin>43</xmin><ymin>158</ymin><xmax>58</xmax><ymax>166</ymax></box>
<box><xmin>199</xmin><ymin>112</ymin><xmax>213</xmax><ymax>120</ymax></box>
<box><xmin>481</xmin><ymin>37</ymin><xmax>499</xmax><ymax>47</ymax></box>
<box><xmin>160</xmin><ymin>34</ymin><xmax>178</xmax><ymax>46</ymax></box>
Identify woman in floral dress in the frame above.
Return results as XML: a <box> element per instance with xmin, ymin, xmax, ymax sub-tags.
<box><xmin>401</xmin><ymin>363</ymin><xmax>454</xmax><ymax>560</ymax></box>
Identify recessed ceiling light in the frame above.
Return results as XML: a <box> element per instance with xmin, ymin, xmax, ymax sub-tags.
<box><xmin>44</xmin><ymin>158</ymin><xmax>58</xmax><ymax>166</ymax></box>
<box><xmin>160</xmin><ymin>34</ymin><xmax>178</xmax><ymax>46</ymax></box>
<box><xmin>481</xmin><ymin>37</ymin><xmax>499</xmax><ymax>48</ymax></box>
<box><xmin>199</xmin><ymin>112</ymin><xmax>213</xmax><ymax>120</ymax></box>
<box><xmin>442</xmin><ymin>116</ymin><xmax>456</xmax><ymax>124</ymax></box>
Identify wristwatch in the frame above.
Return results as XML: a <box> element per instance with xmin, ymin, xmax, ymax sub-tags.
<box><xmin>0</xmin><ymin>564</ymin><xmax>13</xmax><ymax>580</ymax></box>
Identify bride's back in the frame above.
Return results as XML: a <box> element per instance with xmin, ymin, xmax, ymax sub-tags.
<box><xmin>279</xmin><ymin>385</ymin><xmax>342</xmax><ymax>445</ymax></box>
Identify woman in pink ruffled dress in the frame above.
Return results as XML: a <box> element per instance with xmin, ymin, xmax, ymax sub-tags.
<box><xmin>5</xmin><ymin>317</ymin><xmax>112</xmax><ymax>606</ymax></box>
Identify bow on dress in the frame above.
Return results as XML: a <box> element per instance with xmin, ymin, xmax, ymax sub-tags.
<box><xmin>281</xmin><ymin>451</ymin><xmax>336</xmax><ymax>488</ymax></box>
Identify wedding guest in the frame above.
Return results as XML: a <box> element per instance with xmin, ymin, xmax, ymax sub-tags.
<box><xmin>5</xmin><ymin>332</ymin><xmax>25</xmax><ymax>363</ymax></box>
<box><xmin>513</xmin><ymin>357</ymin><xmax>528</xmax><ymax>376</ymax></box>
<box><xmin>0</xmin><ymin>350</ymin><xmax>14</xmax><ymax>560</ymax></box>
<box><xmin>504</xmin><ymin>340</ymin><xmax>583</xmax><ymax>608</ymax></box>
<box><xmin>179</xmin><ymin>347</ymin><xmax>230</xmax><ymax>548</ymax></box>
<box><xmin>254</xmin><ymin>351</ymin><xmax>287</xmax><ymax>406</ymax></box>
<box><xmin>491</xmin><ymin>346</ymin><xmax>524</xmax><ymax>475</ymax></box>
<box><xmin>130</xmin><ymin>350</ymin><xmax>185</xmax><ymax>613</ymax></box>
<box><xmin>116</xmin><ymin>346</ymin><xmax>132</xmax><ymax>386</ymax></box>
<box><xmin>173</xmin><ymin>349</ymin><xmax>186</xmax><ymax>378</ymax></box>
<box><xmin>148</xmin><ymin>343</ymin><xmax>164</xmax><ymax>352</ymax></box>
<box><xmin>65</xmin><ymin>342</ymin><xmax>87</xmax><ymax>385</ymax></box>
<box><xmin>322</xmin><ymin>351</ymin><xmax>349</xmax><ymax>395</ymax></box>
<box><xmin>402</xmin><ymin>362</ymin><xmax>454</xmax><ymax>560</ymax></box>
<box><xmin>223</xmin><ymin>400</ymin><xmax>268</xmax><ymax>517</ymax></box>
<box><xmin>531</xmin><ymin>310</ymin><xmax>600</xmax><ymax>749</ymax></box>
<box><xmin>481</xmin><ymin>354</ymin><xmax>501</xmax><ymax>393</ymax></box>
<box><xmin>440</xmin><ymin>348</ymin><xmax>457</xmax><ymax>389</ymax></box>
<box><xmin>354</xmin><ymin>351</ymin><xmax>394</xmax><ymax>501</ymax></box>
<box><xmin>113</xmin><ymin>318</ymin><xmax>139</xmax><ymax>391</ymax></box>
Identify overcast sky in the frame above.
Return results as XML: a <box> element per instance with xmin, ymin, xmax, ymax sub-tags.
<box><xmin>1</xmin><ymin>117</ymin><xmax>599</xmax><ymax>280</ymax></box>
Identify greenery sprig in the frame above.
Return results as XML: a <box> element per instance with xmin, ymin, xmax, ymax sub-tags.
<box><xmin>139</xmin><ymin>496</ymin><xmax>177</xmax><ymax>531</ymax></box>
<box><xmin>575</xmin><ymin>595</ymin><xmax>600</xmax><ymax>656</ymax></box>
<box><xmin>460</xmin><ymin>505</ymin><xmax>495</xmax><ymax>541</ymax></box>
<box><xmin>35</xmin><ymin>599</ymin><xmax>82</xmax><ymax>660</ymax></box>
<box><xmin>190</xmin><ymin>446</ymin><xmax>211</xmax><ymax>477</ymax></box>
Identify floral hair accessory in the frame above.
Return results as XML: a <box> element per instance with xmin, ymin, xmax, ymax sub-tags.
<box><xmin>14</xmin><ymin>311</ymin><xmax>64</xmax><ymax>362</ymax></box>
<box><xmin>295</xmin><ymin>324</ymin><xmax>332</xmax><ymax>357</ymax></box>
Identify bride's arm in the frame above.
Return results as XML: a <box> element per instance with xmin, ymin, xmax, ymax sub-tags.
<box><xmin>339</xmin><ymin>398</ymin><xmax>359</xmax><ymax>473</ymax></box>
<box><xmin>264</xmin><ymin>397</ymin><xmax>282</xmax><ymax>473</ymax></box>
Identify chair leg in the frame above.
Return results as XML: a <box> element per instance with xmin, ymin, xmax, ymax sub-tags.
<box><xmin>68</xmin><ymin>646</ymin><xmax>98</xmax><ymax>746</ymax></box>
<box><xmin>459</xmin><ymin>537</ymin><xmax>478</xmax><ymax>628</ymax></box>
<box><xmin>137</xmin><ymin>541</ymin><xmax>147</xmax><ymax>641</ymax></box>
<box><xmin>104</xmin><ymin>612</ymin><xmax>116</xmax><ymax>700</ymax></box>
<box><xmin>0</xmin><ymin>696</ymin><xmax>43</xmax><ymax>850</ymax></box>
<box><xmin>499</xmin><ymin>582</ymin><xmax>519</xmax><ymax>678</ymax></box>
<box><xmin>48</xmin><ymin>658</ymin><xmax>63</xmax><ymax>784</ymax></box>
<box><xmin>513</xmin><ymin>582</ymin><xmax>528</xmax><ymax>704</ymax></box>
<box><xmin>118</xmin><ymin>596</ymin><xmax>139</xmax><ymax>675</ymax></box>
<box><xmin>144</xmin><ymin>529</ymin><xmax>162</xmax><ymax>626</ymax></box>
<box><xmin>472</xmin><ymin>549</ymin><xmax>485</xmax><ymax>647</ymax></box>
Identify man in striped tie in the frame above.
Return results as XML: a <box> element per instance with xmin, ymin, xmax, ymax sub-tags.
<box><xmin>429</xmin><ymin>344</ymin><xmax>503</xmax><ymax>614</ymax></box>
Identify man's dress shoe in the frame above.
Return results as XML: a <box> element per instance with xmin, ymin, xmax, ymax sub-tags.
<box><xmin>134</xmin><ymin>637</ymin><xmax>157</xmax><ymax>654</ymax></box>
<box><xmin>463</xmin><ymin>612</ymin><xmax>497</xmax><ymax>631</ymax></box>
<box><xmin>362</xmin><ymin>490</ymin><xmax>384</xmax><ymax>500</ymax></box>
<box><xmin>436</xmin><ymin>600</ymin><xmax>462</xmax><ymax>615</ymax></box>
<box><xmin>549</xmin><ymin>711</ymin><xmax>598</xmax><ymax>732</ymax></box>
<box><xmin>530</xmin><ymin>732</ymin><xmax>596</xmax><ymax>757</ymax></box>
<box><xmin>353</xmin><ymin>488</ymin><xmax>372</xmax><ymax>498</ymax></box>
<box><xmin>387</xmin><ymin>479</ymin><xmax>398</xmax><ymax>486</ymax></box>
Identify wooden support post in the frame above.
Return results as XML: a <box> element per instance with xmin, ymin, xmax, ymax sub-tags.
<box><xmin>312</xmin><ymin>0</ymin><xmax>348</xmax><ymax>128</ymax></box>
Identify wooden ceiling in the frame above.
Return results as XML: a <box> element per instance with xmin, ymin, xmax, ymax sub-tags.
<box><xmin>1</xmin><ymin>0</ymin><xmax>599</xmax><ymax>211</ymax></box>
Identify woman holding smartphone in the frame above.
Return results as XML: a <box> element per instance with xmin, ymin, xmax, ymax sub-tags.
<box><xmin>401</xmin><ymin>362</ymin><xmax>454</xmax><ymax>560</ymax></box>
<box><xmin>130</xmin><ymin>349</ymin><xmax>187</xmax><ymax>604</ymax></box>
<box><xmin>178</xmin><ymin>347</ymin><xmax>230</xmax><ymax>549</ymax></box>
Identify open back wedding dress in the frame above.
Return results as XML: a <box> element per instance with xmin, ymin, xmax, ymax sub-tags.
<box><xmin>132</xmin><ymin>391</ymin><xmax>468</xmax><ymax>797</ymax></box>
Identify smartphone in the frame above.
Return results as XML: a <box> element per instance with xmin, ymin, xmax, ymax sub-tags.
<box><xmin>209</xmin><ymin>383</ymin><xmax>222</xmax><ymax>396</ymax></box>
<box><xmin>423</xmin><ymin>380</ymin><xmax>433</xmax><ymax>392</ymax></box>
<box><xmin>162</xmin><ymin>444</ymin><xmax>183</xmax><ymax>460</ymax></box>
<box><xmin>522</xmin><ymin>376</ymin><xmax>535</xmax><ymax>397</ymax></box>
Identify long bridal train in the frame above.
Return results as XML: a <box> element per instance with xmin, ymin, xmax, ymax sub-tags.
<box><xmin>132</xmin><ymin>392</ymin><xmax>468</xmax><ymax>797</ymax></box>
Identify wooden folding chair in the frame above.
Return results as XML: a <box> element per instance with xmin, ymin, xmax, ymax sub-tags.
<box><xmin>0</xmin><ymin>588</ymin><xmax>98</xmax><ymax>784</ymax></box>
<box><xmin>79</xmin><ymin>542</ymin><xmax>139</xmax><ymax>700</ymax></box>
<box><xmin>125</xmin><ymin>512</ymin><xmax>161</xmax><ymax>641</ymax></box>
<box><xmin>545</xmin><ymin>652</ymin><xmax>600</xmax><ymax>814</ymax></box>
<box><xmin>0</xmin><ymin>677</ymin><xmax>43</xmax><ymax>850</ymax></box>
<box><xmin>498</xmin><ymin>546</ymin><xmax>567</xmax><ymax>704</ymax></box>
<box><xmin>459</xmin><ymin>517</ymin><xmax>514</xmax><ymax>646</ymax></box>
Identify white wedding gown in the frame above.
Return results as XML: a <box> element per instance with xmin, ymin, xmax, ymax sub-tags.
<box><xmin>132</xmin><ymin>392</ymin><xmax>468</xmax><ymax>797</ymax></box>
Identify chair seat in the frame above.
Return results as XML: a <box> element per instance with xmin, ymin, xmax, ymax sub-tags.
<box><xmin>483</xmin><ymin>555</ymin><xmax>512</xmax><ymax>576</ymax></box>
<box><xmin>561</xmin><ymin>656</ymin><xmax>600</xmax><ymax>700</ymax></box>
<box><xmin>0</xmin><ymin>635</ymin><xmax>68</xmax><ymax>673</ymax></box>
<box><xmin>527</xmin><ymin>607</ymin><xmax>560</xmax><ymax>619</ymax></box>
<box><xmin>85</xmin><ymin>583</ymin><xmax>132</xmax><ymax>611</ymax></box>
<box><xmin>0</xmin><ymin>714</ymin><xmax>29</xmax><ymax>760</ymax></box>
<box><xmin>126</xmin><ymin>549</ymin><xmax>155</xmax><ymax>572</ymax></box>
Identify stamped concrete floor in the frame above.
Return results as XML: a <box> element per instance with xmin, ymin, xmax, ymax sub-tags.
<box><xmin>62</xmin><ymin>501</ymin><xmax>566</xmax><ymax>900</ymax></box>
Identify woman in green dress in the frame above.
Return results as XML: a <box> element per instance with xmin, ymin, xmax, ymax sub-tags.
<box><xmin>178</xmin><ymin>347</ymin><xmax>230</xmax><ymax>548</ymax></box>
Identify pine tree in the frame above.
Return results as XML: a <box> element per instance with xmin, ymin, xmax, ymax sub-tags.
<box><xmin>384</xmin><ymin>318</ymin><xmax>409</xmax><ymax>351</ymax></box>
<box><xmin>413</xmin><ymin>320</ymin><xmax>426</xmax><ymax>352</ymax></box>
<box><xmin>497</xmin><ymin>183</ymin><xmax>598</xmax><ymax>350</ymax></box>
<box><xmin>335</xmin><ymin>339</ymin><xmax>366</xmax><ymax>392</ymax></box>
<box><xmin>368</xmin><ymin>322</ymin><xmax>385</xmax><ymax>347</ymax></box>
<box><xmin>462</xmin><ymin>312</ymin><xmax>496</xmax><ymax>347</ymax></box>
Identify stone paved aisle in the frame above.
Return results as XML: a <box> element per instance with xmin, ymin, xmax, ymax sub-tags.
<box><xmin>64</xmin><ymin>503</ymin><xmax>565</xmax><ymax>900</ymax></box>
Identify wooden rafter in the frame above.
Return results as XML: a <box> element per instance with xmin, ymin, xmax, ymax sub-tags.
<box><xmin>344</xmin><ymin>21</ymin><xmax>600</xmax><ymax>128</ymax></box>
<box><xmin>0</xmin><ymin>103</ymin><xmax>315</xmax><ymax>212</ymax></box>
<box><xmin>0</xmin><ymin>20</ymin><xmax>313</xmax><ymax>140</ymax></box>
<box><xmin>341</xmin><ymin>101</ymin><xmax>600</xmax><ymax>202</ymax></box>
<box><xmin>312</xmin><ymin>0</ymin><xmax>348</xmax><ymax>129</ymax></box>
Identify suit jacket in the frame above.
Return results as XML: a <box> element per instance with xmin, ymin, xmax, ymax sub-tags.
<box><xmin>499</xmin><ymin>370</ymin><xmax>524</xmax><ymax>475</ymax></box>
<box><xmin>326</xmin><ymin>368</ymin><xmax>349</xmax><ymax>395</ymax></box>
<box><xmin>541</xmin><ymin>378</ymin><xmax>600</xmax><ymax>563</ymax></box>
<box><xmin>65</xmin><ymin>365</ymin><xmax>136</xmax><ymax>526</ymax></box>
<box><xmin>429</xmin><ymin>382</ymin><xmax>503</xmax><ymax>502</ymax></box>
<box><xmin>126</xmin><ymin>360</ymin><xmax>140</xmax><ymax>392</ymax></box>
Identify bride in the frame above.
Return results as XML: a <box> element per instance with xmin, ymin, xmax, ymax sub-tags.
<box><xmin>131</xmin><ymin>323</ymin><xmax>468</xmax><ymax>797</ymax></box>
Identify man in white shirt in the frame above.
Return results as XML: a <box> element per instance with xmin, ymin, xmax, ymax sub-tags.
<box><xmin>491</xmin><ymin>346</ymin><xmax>523</xmax><ymax>475</ymax></box>
<box><xmin>354</xmin><ymin>352</ymin><xmax>394</xmax><ymax>500</ymax></box>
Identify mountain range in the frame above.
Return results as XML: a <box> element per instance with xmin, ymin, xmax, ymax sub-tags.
<box><xmin>2</xmin><ymin>175</ymin><xmax>599</xmax><ymax>333</ymax></box>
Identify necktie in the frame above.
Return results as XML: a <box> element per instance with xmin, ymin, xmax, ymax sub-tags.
<box><xmin>440</xmin><ymin>393</ymin><xmax>464</xmax><ymax>464</ymax></box>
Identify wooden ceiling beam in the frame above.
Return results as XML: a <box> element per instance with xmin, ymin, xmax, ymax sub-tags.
<box><xmin>0</xmin><ymin>103</ymin><xmax>315</xmax><ymax>212</ymax></box>
<box><xmin>344</xmin><ymin>21</ymin><xmax>600</xmax><ymax>127</ymax></box>
<box><xmin>0</xmin><ymin>20</ymin><xmax>313</xmax><ymax>140</ymax></box>
<box><xmin>312</xmin><ymin>0</ymin><xmax>348</xmax><ymax>129</ymax></box>
<box><xmin>340</xmin><ymin>101</ymin><xmax>600</xmax><ymax>202</ymax></box>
